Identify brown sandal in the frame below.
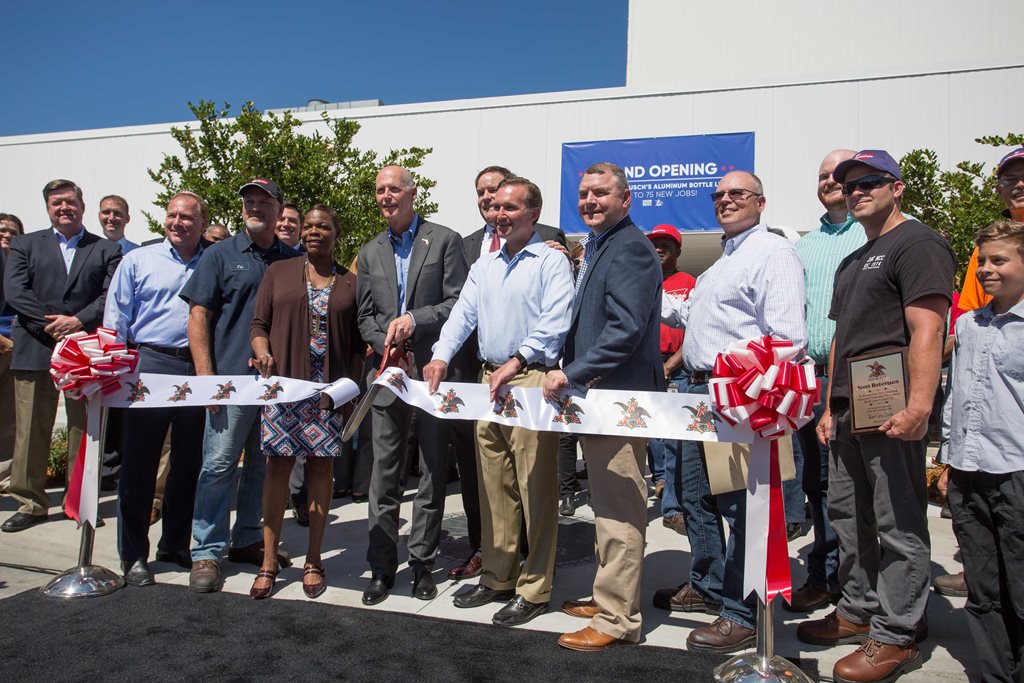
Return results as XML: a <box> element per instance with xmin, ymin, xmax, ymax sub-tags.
<box><xmin>249</xmin><ymin>567</ymin><xmax>278</xmax><ymax>600</ymax></box>
<box><xmin>303</xmin><ymin>562</ymin><xmax>326</xmax><ymax>599</ymax></box>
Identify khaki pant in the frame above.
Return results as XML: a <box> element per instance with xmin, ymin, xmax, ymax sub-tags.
<box><xmin>579</xmin><ymin>434</ymin><xmax>648</xmax><ymax>641</ymax></box>
<box><xmin>476</xmin><ymin>368</ymin><xmax>559</xmax><ymax>604</ymax></box>
<box><xmin>9</xmin><ymin>370</ymin><xmax>86</xmax><ymax>516</ymax></box>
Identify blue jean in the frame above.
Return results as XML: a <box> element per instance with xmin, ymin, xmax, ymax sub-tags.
<box><xmin>793</xmin><ymin>382</ymin><xmax>839</xmax><ymax>592</ymax></box>
<box><xmin>678</xmin><ymin>377</ymin><xmax>756</xmax><ymax>629</ymax></box>
<box><xmin>783</xmin><ymin>430</ymin><xmax>806</xmax><ymax>525</ymax></box>
<box><xmin>191</xmin><ymin>404</ymin><xmax>266</xmax><ymax>561</ymax></box>
<box><xmin>650</xmin><ymin>368</ymin><xmax>685</xmax><ymax>517</ymax></box>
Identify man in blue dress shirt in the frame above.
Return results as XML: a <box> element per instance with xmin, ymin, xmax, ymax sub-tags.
<box><xmin>424</xmin><ymin>177</ymin><xmax>573</xmax><ymax>627</ymax></box>
<box><xmin>103</xmin><ymin>191</ymin><xmax>209</xmax><ymax>586</ymax></box>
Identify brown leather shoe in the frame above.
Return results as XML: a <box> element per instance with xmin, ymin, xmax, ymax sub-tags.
<box><xmin>932</xmin><ymin>571</ymin><xmax>967</xmax><ymax>598</ymax></box>
<box><xmin>653</xmin><ymin>480</ymin><xmax>665</xmax><ymax>499</ymax></box>
<box><xmin>783</xmin><ymin>582</ymin><xmax>841</xmax><ymax>613</ymax></box>
<box><xmin>189</xmin><ymin>559</ymin><xmax>221</xmax><ymax>593</ymax></box>
<box><xmin>662</xmin><ymin>513</ymin><xmax>687</xmax><ymax>536</ymax></box>
<box><xmin>652</xmin><ymin>582</ymin><xmax>722</xmax><ymax>614</ymax></box>
<box><xmin>447</xmin><ymin>551</ymin><xmax>482</xmax><ymax>581</ymax></box>
<box><xmin>686</xmin><ymin>616</ymin><xmax>756</xmax><ymax>653</ymax></box>
<box><xmin>562</xmin><ymin>599</ymin><xmax>601</xmax><ymax>619</ymax></box>
<box><xmin>797</xmin><ymin>609</ymin><xmax>869</xmax><ymax>645</ymax></box>
<box><xmin>833</xmin><ymin>639</ymin><xmax>921</xmax><ymax>683</ymax></box>
<box><xmin>557</xmin><ymin>626</ymin><xmax>630</xmax><ymax>652</ymax></box>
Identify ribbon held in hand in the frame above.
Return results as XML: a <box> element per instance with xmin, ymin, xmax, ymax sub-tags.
<box><xmin>50</xmin><ymin>328</ymin><xmax>139</xmax><ymax>527</ymax></box>
<box><xmin>708</xmin><ymin>335</ymin><xmax>817</xmax><ymax>603</ymax></box>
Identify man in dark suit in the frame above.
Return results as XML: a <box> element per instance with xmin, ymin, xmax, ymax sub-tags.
<box><xmin>443</xmin><ymin>165</ymin><xmax>569</xmax><ymax>582</ymax></box>
<box><xmin>357</xmin><ymin>165</ymin><xmax>469</xmax><ymax>605</ymax></box>
<box><xmin>543</xmin><ymin>162</ymin><xmax>663</xmax><ymax>650</ymax></box>
<box><xmin>1</xmin><ymin>179</ymin><xmax>122</xmax><ymax>532</ymax></box>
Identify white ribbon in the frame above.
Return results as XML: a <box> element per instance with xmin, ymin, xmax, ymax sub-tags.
<box><xmin>100</xmin><ymin>374</ymin><xmax>359</xmax><ymax>409</ymax></box>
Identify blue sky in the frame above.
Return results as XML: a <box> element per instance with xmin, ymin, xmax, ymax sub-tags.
<box><xmin>0</xmin><ymin>0</ymin><xmax>628</xmax><ymax>137</ymax></box>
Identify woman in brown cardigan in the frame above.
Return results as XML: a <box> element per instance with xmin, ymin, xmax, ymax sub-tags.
<box><xmin>248</xmin><ymin>204</ymin><xmax>364</xmax><ymax>599</ymax></box>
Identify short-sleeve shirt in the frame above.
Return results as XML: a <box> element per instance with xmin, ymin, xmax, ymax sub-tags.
<box><xmin>828</xmin><ymin>219</ymin><xmax>956</xmax><ymax>408</ymax></box>
<box><xmin>179</xmin><ymin>231</ymin><xmax>299</xmax><ymax>374</ymax></box>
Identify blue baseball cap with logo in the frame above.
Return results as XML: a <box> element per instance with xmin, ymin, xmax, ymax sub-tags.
<box><xmin>832</xmin><ymin>150</ymin><xmax>902</xmax><ymax>184</ymax></box>
<box><xmin>996</xmin><ymin>148</ymin><xmax>1024</xmax><ymax>175</ymax></box>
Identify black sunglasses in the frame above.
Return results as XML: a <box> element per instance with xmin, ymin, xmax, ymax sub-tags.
<box><xmin>841</xmin><ymin>175</ymin><xmax>896</xmax><ymax>196</ymax></box>
<box><xmin>710</xmin><ymin>188</ymin><xmax>761</xmax><ymax>203</ymax></box>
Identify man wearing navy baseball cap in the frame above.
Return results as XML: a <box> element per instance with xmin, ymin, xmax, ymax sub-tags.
<box><xmin>798</xmin><ymin>150</ymin><xmax>956</xmax><ymax>683</ymax></box>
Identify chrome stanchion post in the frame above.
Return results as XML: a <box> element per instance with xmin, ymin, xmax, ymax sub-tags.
<box><xmin>42</xmin><ymin>405</ymin><xmax>125</xmax><ymax>598</ymax></box>
<box><xmin>713</xmin><ymin>595</ymin><xmax>813</xmax><ymax>683</ymax></box>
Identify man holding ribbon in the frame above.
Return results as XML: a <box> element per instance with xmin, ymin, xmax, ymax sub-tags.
<box><xmin>798</xmin><ymin>150</ymin><xmax>954</xmax><ymax>683</ymax></box>
<box><xmin>424</xmin><ymin>176</ymin><xmax>573</xmax><ymax>626</ymax></box>
<box><xmin>179</xmin><ymin>178</ymin><xmax>300</xmax><ymax>592</ymax></box>
<box><xmin>2</xmin><ymin>179</ymin><xmax>121</xmax><ymax>533</ymax></box>
<box><xmin>660</xmin><ymin>170</ymin><xmax>807</xmax><ymax>653</ymax></box>
<box><xmin>543</xmin><ymin>162</ymin><xmax>663</xmax><ymax>651</ymax></box>
<box><xmin>103</xmin><ymin>191</ymin><xmax>208</xmax><ymax>585</ymax></box>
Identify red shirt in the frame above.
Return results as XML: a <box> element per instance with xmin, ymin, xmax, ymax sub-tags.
<box><xmin>660</xmin><ymin>270</ymin><xmax>696</xmax><ymax>355</ymax></box>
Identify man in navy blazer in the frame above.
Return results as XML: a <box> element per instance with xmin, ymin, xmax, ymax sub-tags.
<box><xmin>2</xmin><ymin>179</ymin><xmax>121</xmax><ymax>532</ymax></box>
<box><xmin>543</xmin><ymin>162</ymin><xmax>663</xmax><ymax>650</ymax></box>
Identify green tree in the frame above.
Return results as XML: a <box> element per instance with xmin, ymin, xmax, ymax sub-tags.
<box><xmin>898</xmin><ymin>131</ymin><xmax>1021</xmax><ymax>286</ymax></box>
<box><xmin>146</xmin><ymin>101</ymin><xmax>437</xmax><ymax>265</ymax></box>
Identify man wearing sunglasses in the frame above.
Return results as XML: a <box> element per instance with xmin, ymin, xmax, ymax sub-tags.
<box><xmin>660</xmin><ymin>170</ymin><xmax>806</xmax><ymax>653</ymax></box>
<box><xmin>798</xmin><ymin>150</ymin><xmax>955</xmax><ymax>683</ymax></box>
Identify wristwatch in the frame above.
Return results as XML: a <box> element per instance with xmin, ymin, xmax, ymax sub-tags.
<box><xmin>511</xmin><ymin>351</ymin><xmax>528</xmax><ymax>368</ymax></box>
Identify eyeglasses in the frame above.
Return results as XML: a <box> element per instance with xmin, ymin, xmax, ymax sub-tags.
<box><xmin>710</xmin><ymin>189</ymin><xmax>761</xmax><ymax>203</ymax></box>
<box><xmin>997</xmin><ymin>174</ymin><xmax>1024</xmax><ymax>188</ymax></box>
<box><xmin>841</xmin><ymin>175</ymin><xmax>896</xmax><ymax>196</ymax></box>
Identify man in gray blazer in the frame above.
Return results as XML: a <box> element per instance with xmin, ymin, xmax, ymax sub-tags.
<box><xmin>357</xmin><ymin>165</ymin><xmax>469</xmax><ymax>605</ymax></box>
<box><xmin>2</xmin><ymin>179</ymin><xmax>122</xmax><ymax>532</ymax></box>
<box><xmin>543</xmin><ymin>162</ymin><xmax>663</xmax><ymax>650</ymax></box>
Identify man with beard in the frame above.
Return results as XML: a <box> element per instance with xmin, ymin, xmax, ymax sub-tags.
<box><xmin>179</xmin><ymin>178</ymin><xmax>300</xmax><ymax>591</ymax></box>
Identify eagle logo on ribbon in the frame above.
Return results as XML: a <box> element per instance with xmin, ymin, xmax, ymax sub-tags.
<box><xmin>127</xmin><ymin>379</ymin><xmax>150</xmax><ymax>404</ymax></box>
<box><xmin>168</xmin><ymin>382</ymin><xmax>192</xmax><ymax>402</ymax></box>
<box><xmin>685</xmin><ymin>401</ymin><xmax>718</xmax><ymax>434</ymax></box>
<box><xmin>210</xmin><ymin>381</ymin><xmax>237</xmax><ymax>401</ymax></box>
<box><xmin>497</xmin><ymin>392</ymin><xmax>523</xmax><ymax>418</ymax></box>
<box><xmin>258</xmin><ymin>381</ymin><xmax>284</xmax><ymax>401</ymax></box>
<box><xmin>386</xmin><ymin>373</ymin><xmax>408</xmax><ymax>393</ymax></box>
<box><xmin>435</xmin><ymin>388</ymin><xmax>465</xmax><ymax>414</ymax></box>
<box><xmin>615</xmin><ymin>397</ymin><xmax>652</xmax><ymax>429</ymax></box>
<box><xmin>553</xmin><ymin>396</ymin><xmax>585</xmax><ymax>425</ymax></box>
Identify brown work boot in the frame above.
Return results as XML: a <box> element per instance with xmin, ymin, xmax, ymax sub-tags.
<box><xmin>784</xmin><ymin>582</ymin><xmax>841</xmax><ymax>613</ymax></box>
<box><xmin>797</xmin><ymin>609</ymin><xmax>869</xmax><ymax>646</ymax></box>
<box><xmin>833</xmin><ymin>638</ymin><xmax>921</xmax><ymax>682</ymax></box>
<box><xmin>932</xmin><ymin>571</ymin><xmax>967</xmax><ymax>598</ymax></box>
<box><xmin>189</xmin><ymin>559</ymin><xmax>221</xmax><ymax>593</ymax></box>
<box><xmin>652</xmin><ymin>582</ymin><xmax>722</xmax><ymax>614</ymax></box>
<box><xmin>662</xmin><ymin>513</ymin><xmax>687</xmax><ymax>536</ymax></box>
<box><xmin>686</xmin><ymin>616</ymin><xmax>756</xmax><ymax>653</ymax></box>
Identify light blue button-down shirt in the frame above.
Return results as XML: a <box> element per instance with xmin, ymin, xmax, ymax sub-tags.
<box><xmin>947</xmin><ymin>300</ymin><xmax>1024</xmax><ymax>473</ymax></box>
<box><xmin>388</xmin><ymin>214</ymin><xmax>420</xmax><ymax>317</ymax></box>
<box><xmin>54</xmin><ymin>226</ymin><xmax>85</xmax><ymax>273</ymax></box>
<box><xmin>432</xmin><ymin>233</ymin><xmax>574</xmax><ymax>367</ymax></box>
<box><xmin>662</xmin><ymin>223</ymin><xmax>807</xmax><ymax>371</ymax></box>
<box><xmin>103</xmin><ymin>238</ymin><xmax>204</xmax><ymax>347</ymax></box>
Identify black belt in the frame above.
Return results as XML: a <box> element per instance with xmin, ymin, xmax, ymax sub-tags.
<box><xmin>131</xmin><ymin>342</ymin><xmax>192</xmax><ymax>362</ymax></box>
<box><xmin>814</xmin><ymin>363</ymin><xmax>828</xmax><ymax>377</ymax></box>
<box><xmin>482</xmin><ymin>361</ymin><xmax>556</xmax><ymax>375</ymax></box>
<box><xmin>688</xmin><ymin>370</ymin><xmax>713</xmax><ymax>385</ymax></box>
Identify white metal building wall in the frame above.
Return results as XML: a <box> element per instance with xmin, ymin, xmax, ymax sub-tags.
<box><xmin>0</xmin><ymin>66</ymin><xmax>1020</xmax><ymax>246</ymax></box>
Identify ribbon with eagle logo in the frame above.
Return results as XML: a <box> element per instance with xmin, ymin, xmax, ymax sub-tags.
<box><xmin>50</xmin><ymin>328</ymin><xmax>359</xmax><ymax>528</ymax></box>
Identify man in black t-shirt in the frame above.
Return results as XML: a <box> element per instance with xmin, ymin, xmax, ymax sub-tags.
<box><xmin>796</xmin><ymin>150</ymin><xmax>955</xmax><ymax>683</ymax></box>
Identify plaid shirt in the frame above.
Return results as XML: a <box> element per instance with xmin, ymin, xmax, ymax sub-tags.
<box><xmin>573</xmin><ymin>228</ymin><xmax>613</xmax><ymax>298</ymax></box>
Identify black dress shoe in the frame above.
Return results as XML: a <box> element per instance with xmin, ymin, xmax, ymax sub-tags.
<box><xmin>453</xmin><ymin>584</ymin><xmax>515</xmax><ymax>609</ymax></box>
<box><xmin>362</xmin><ymin>574</ymin><xmax>395</xmax><ymax>605</ymax></box>
<box><xmin>492</xmin><ymin>595</ymin><xmax>549</xmax><ymax>626</ymax></box>
<box><xmin>412</xmin><ymin>568</ymin><xmax>437</xmax><ymax>600</ymax></box>
<box><xmin>293</xmin><ymin>506</ymin><xmax>309</xmax><ymax>527</ymax></box>
<box><xmin>155</xmin><ymin>549</ymin><xmax>193</xmax><ymax>570</ymax></box>
<box><xmin>1</xmin><ymin>512</ymin><xmax>47</xmax><ymax>533</ymax></box>
<box><xmin>228</xmin><ymin>541</ymin><xmax>292</xmax><ymax>568</ymax></box>
<box><xmin>559</xmin><ymin>494</ymin><xmax>576</xmax><ymax>517</ymax></box>
<box><xmin>123</xmin><ymin>559</ymin><xmax>155</xmax><ymax>587</ymax></box>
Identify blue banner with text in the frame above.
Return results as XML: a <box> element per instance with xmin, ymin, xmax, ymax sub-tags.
<box><xmin>559</xmin><ymin>132</ymin><xmax>755</xmax><ymax>233</ymax></box>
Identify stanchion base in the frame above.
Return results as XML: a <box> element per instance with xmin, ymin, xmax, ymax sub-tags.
<box><xmin>41</xmin><ymin>565</ymin><xmax>125</xmax><ymax>598</ymax></box>
<box><xmin>714</xmin><ymin>652</ymin><xmax>814</xmax><ymax>683</ymax></box>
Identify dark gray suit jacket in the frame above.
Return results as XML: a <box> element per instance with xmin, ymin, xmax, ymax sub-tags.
<box><xmin>562</xmin><ymin>216</ymin><xmax>663</xmax><ymax>392</ymax></box>
<box><xmin>356</xmin><ymin>217</ymin><xmax>469</xmax><ymax>402</ymax></box>
<box><xmin>461</xmin><ymin>222</ymin><xmax>566</xmax><ymax>260</ymax></box>
<box><xmin>3</xmin><ymin>228</ymin><xmax>122</xmax><ymax>371</ymax></box>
